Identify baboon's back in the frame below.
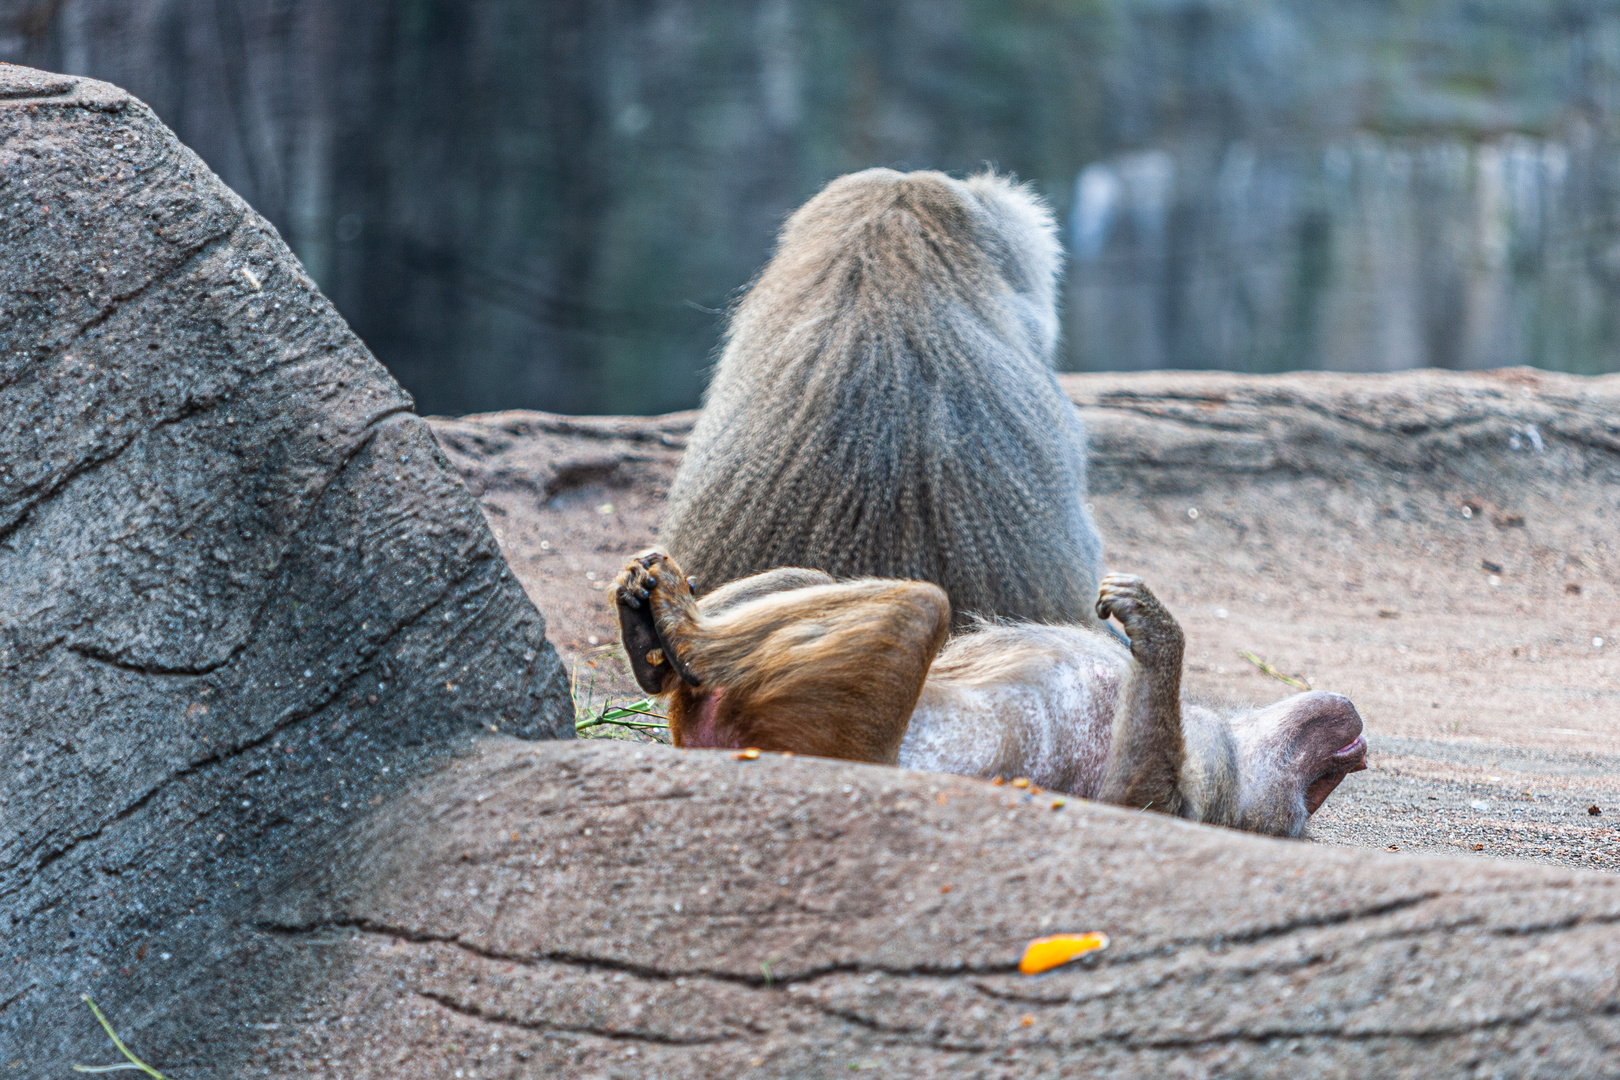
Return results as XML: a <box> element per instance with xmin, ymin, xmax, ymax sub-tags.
<box><xmin>662</xmin><ymin>169</ymin><xmax>1104</xmax><ymax>626</ymax></box>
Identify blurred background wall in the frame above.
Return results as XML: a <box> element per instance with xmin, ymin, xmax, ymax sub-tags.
<box><xmin>5</xmin><ymin>0</ymin><xmax>1620</xmax><ymax>415</ymax></box>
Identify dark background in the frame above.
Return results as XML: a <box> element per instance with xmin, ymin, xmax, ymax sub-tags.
<box><xmin>6</xmin><ymin>0</ymin><xmax>1620</xmax><ymax>416</ymax></box>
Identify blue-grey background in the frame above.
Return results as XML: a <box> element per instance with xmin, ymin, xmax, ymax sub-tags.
<box><xmin>6</xmin><ymin>0</ymin><xmax>1620</xmax><ymax>415</ymax></box>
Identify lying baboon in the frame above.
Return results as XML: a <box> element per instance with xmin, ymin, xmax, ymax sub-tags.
<box><xmin>660</xmin><ymin>168</ymin><xmax>1105</xmax><ymax>629</ymax></box>
<box><xmin>615</xmin><ymin>550</ymin><xmax>1367</xmax><ymax>837</ymax></box>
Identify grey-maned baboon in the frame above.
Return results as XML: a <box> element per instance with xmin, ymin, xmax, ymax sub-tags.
<box><xmin>614</xmin><ymin>550</ymin><xmax>1368</xmax><ymax>837</ymax></box>
<box><xmin>661</xmin><ymin>168</ymin><xmax>1105</xmax><ymax>628</ymax></box>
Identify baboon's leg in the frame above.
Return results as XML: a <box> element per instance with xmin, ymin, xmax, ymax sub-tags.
<box><xmin>613</xmin><ymin>549</ymin><xmax>950</xmax><ymax>762</ymax></box>
<box><xmin>696</xmin><ymin>566</ymin><xmax>837</xmax><ymax>618</ymax></box>
<box><xmin>1095</xmin><ymin>574</ymin><xmax>1187</xmax><ymax>816</ymax></box>
<box><xmin>614</xmin><ymin>549</ymin><xmax>703</xmax><ymax>693</ymax></box>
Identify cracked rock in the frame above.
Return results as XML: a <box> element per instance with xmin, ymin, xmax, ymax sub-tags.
<box><xmin>0</xmin><ymin>64</ymin><xmax>570</xmax><ymax>1069</ymax></box>
<box><xmin>249</xmin><ymin>740</ymin><xmax>1620</xmax><ymax>1078</ymax></box>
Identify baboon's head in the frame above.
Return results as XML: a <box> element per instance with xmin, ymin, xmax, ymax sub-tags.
<box><xmin>763</xmin><ymin>168</ymin><xmax>1063</xmax><ymax>363</ymax></box>
<box><xmin>1229</xmin><ymin>691</ymin><xmax>1368</xmax><ymax>836</ymax></box>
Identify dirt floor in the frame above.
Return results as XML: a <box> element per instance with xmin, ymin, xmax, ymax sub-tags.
<box><xmin>426</xmin><ymin>367</ymin><xmax>1620</xmax><ymax>874</ymax></box>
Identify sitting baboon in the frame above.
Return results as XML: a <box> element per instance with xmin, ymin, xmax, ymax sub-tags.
<box><xmin>615</xmin><ymin>550</ymin><xmax>1367</xmax><ymax>837</ymax></box>
<box><xmin>660</xmin><ymin>168</ymin><xmax>1105</xmax><ymax>629</ymax></box>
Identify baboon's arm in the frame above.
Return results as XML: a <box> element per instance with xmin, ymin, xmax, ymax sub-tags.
<box><xmin>1095</xmin><ymin>575</ymin><xmax>1187</xmax><ymax>816</ymax></box>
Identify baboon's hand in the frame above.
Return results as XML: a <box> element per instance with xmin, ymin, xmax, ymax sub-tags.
<box><xmin>1095</xmin><ymin>573</ymin><xmax>1184</xmax><ymax>669</ymax></box>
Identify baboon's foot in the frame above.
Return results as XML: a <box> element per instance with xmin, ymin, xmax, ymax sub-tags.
<box><xmin>1095</xmin><ymin>573</ymin><xmax>1184</xmax><ymax>670</ymax></box>
<box><xmin>613</xmin><ymin>550</ymin><xmax>701</xmax><ymax>692</ymax></box>
<box><xmin>615</xmin><ymin>548</ymin><xmax>687</xmax><ymax>605</ymax></box>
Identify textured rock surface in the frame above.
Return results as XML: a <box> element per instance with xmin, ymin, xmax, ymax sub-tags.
<box><xmin>256</xmin><ymin>740</ymin><xmax>1620</xmax><ymax>1078</ymax></box>
<box><xmin>0</xmin><ymin>65</ymin><xmax>570</xmax><ymax>1069</ymax></box>
<box><xmin>1070</xmin><ymin>367</ymin><xmax>1620</xmax><ymax>493</ymax></box>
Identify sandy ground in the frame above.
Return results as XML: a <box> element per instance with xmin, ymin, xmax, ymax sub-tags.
<box><xmin>427</xmin><ymin>368</ymin><xmax>1620</xmax><ymax>873</ymax></box>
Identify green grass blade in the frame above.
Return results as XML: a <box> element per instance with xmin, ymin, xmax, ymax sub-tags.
<box><xmin>73</xmin><ymin>995</ymin><xmax>170</xmax><ymax>1079</ymax></box>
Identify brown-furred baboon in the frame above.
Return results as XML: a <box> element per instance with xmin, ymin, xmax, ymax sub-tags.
<box><xmin>660</xmin><ymin>168</ymin><xmax>1105</xmax><ymax>629</ymax></box>
<box><xmin>615</xmin><ymin>550</ymin><xmax>1367</xmax><ymax>837</ymax></box>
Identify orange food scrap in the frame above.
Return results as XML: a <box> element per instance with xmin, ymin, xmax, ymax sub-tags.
<box><xmin>991</xmin><ymin>777</ymin><xmax>1005</xmax><ymax>786</ymax></box>
<box><xmin>734</xmin><ymin>747</ymin><xmax>761</xmax><ymax>760</ymax></box>
<box><xmin>940</xmin><ymin>884</ymin><xmax>953</xmax><ymax>894</ymax></box>
<box><xmin>937</xmin><ymin>792</ymin><xmax>949</xmax><ymax>805</ymax></box>
<box><xmin>1019</xmin><ymin>932</ymin><xmax>1109</xmax><ymax>975</ymax></box>
<box><xmin>1050</xmin><ymin>798</ymin><xmax>1066</xmax><ymax>810</ymax></box>
<box><xmin>1019</xmin><ymin>1015</ymin><xmax>1035</xmax><ymax>1027</ymax></box>
<box><xmin>1011</xmin><ymin>777</ymin><xmax>1030</xmax><ymax>789</ymax></box>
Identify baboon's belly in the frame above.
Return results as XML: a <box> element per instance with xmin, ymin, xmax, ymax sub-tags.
<box><xmin>897</xmin><ymin>659</ymin><xmax>1121</xmax><ymax>796</ymax></box>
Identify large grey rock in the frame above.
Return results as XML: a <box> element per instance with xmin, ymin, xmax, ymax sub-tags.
<box><xmin>0</xmin><ymin>65</ymin><xmax>571</xmax><ymax>1070</ymax></box>
<box><xmin>256</xmin><ymin>740</ymin><xmax>1620</xmax><ymax>1078</ymax></box>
